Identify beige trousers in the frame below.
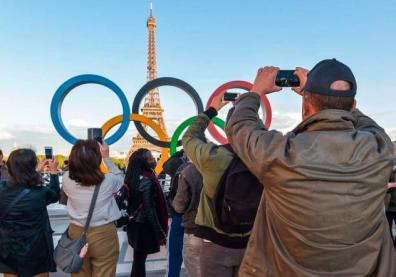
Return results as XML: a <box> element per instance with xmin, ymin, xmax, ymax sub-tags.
<box><xmin>68</xmin><ymin>222</ymin><xmax>119</xmax><ymax>277</ymax></box>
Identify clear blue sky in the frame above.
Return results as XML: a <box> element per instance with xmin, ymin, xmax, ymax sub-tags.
<box><xmin>1</xmin><ymin>0</ymin><xmax>395</xmax><ymax>154</ymax></box>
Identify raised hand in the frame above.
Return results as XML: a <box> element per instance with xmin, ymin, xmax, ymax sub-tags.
<box><xmin>36</xmin><ymin>159</ymin><xmax>49</xmax><ymax>173</ymax></box>
<box><xmin>291</xmin><ymin>67</ymin><xmax>309</xmax><ymax>95</ymax></box>
<box><xmin>99</xmin><ymin>142</ymin><xmax>110</xmax><ymax>159</ymax></box>
<box><xmin>250</xmin><ymin>66</ymin><xmax>282</xmax><ymax>96</ymax></box>
<box><xmin>48</xmin><ymin>158</ymin><xmax>59</xmax><ymax>174</ymax></box>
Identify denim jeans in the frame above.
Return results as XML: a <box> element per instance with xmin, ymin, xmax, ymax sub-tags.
<box><xmin>167</xmin><ymin>215</ymin><xmax>184</xmax><ymax>277</ymax></box>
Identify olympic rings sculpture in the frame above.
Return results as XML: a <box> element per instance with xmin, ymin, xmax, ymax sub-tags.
<box><xmin>50</xmin><ymin>74</ymin><xmax>274</xmax><ymax>172</ymax></box>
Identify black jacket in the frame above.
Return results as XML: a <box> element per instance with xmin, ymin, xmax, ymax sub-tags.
<box><xmin>172</xmin><ymin>163</ymin><xmax>203</xmax><ymax>234</ymax></box>
<box><xmin>0</xmin><ymin>175</ymin><xmax>60</xmax><ymax>277</ymax></box>
<box><xmin>127</xmin><ymin>177</ymin><xmax>166</xmax><ymax>254</ymax></box>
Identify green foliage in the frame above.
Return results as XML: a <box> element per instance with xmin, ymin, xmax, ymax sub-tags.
<box><xmin>36</xmin><ymin>154</ymin><xmax>67</xmax><ymax>168</ymax></box>
<box><xmin>35</xmin><ymin>154</ymin><xmax>125</xmax><ymax>170</ymax></box>
<box><xmin>111</xmin><ymin>157</ymin><xmax>126</xmax><ymax>170</ymax></box>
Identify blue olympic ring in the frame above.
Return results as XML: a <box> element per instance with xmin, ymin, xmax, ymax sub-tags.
<box><xmin>50</xmin><ymin>74</ymin><xmax>130</xmax><ymax>145</ymax></box>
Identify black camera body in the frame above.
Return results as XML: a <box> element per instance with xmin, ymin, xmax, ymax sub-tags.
<box><xmin>275</xmin><ymin>70</ymin><xmax>300</xmax><ymax>87</ymax></box>
<box><xmin>223</xmin><ymin>92</ymin><xmax>239</xmax><ymax>102</ymax></box>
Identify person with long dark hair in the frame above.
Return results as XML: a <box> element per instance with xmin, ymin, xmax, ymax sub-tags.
<box><xmin>125</xmin><ymin>148</ymin><xmax>168</xmax><ymax>277</ymax></box>
<box><xmin>62</xmin><ymin>140</ymin><xmax>124</xmax><ymax>277</ymax></box>
<box><xmin>0</xmin><ymin>148</ymin><xmax>59</xmax><ymax>277</ymax></box>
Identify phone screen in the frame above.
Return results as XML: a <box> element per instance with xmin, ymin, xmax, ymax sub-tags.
<box><xmin>275</xmin><ymin>70</ymin><xmax>300</xmax><ymax>87</ymax></box>
<box><xmin>45</xmin><ymin>147</ymin><xmax>53</xmax><ymax>159</ymax></box>
<box><xmin>223</xmin><ymin>92</ymin><xmax>239</xmax><ymax>101</ymax></box>
<box><xmin>88</xmin><ymin>128</ymin><xmax>103</xmax><ymax>144</ymax></box>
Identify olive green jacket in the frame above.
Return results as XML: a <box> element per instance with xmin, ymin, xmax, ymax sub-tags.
<box><xmin>226</xmin><ymin>93</ymin><xmax>396</xmax><ymax>277</ymax></box>
<box><xmin>182</xmin><ymin>113</ymin><xmax>250</xmax><ymax>247</ymax></box>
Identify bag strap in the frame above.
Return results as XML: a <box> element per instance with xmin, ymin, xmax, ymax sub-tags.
<box><xmin>0</xmin><ymin>187</ymin><xmax>30</xmax><ymax>220</ymax></box>
<box><xmin>83</xmin><ymin>184</ymin><xmax>101</xmax><ymax>234</ymax></box>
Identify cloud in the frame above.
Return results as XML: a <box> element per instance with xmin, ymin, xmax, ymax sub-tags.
<box><xmin>385</xmin><ymin>128</ymin><xmax>396</xmax><ymax>141</ymax></box>
<box><xmin>66</xmin><ymin>119</ymin><xmax>91</xmax><ymax>128</ymax></box>
<box><xmin>270</xmin><ymin>111</ymin><xmax>301</xmax><ymax>133</ymax></box>
<box><xmin>0</xmin><ymin>130</ymin><xmax>14</xmax><ymax>140</ymax></box>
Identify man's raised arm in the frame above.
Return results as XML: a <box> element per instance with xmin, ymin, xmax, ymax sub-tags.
<box><xmin>225</xmin><ymin>67</ymin><xmax>287</xmax><ymax>181</ymax></box>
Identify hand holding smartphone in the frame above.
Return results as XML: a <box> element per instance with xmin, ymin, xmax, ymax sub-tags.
<box><xmin>88</xmin><ymin>128</ymin><xmax>103</xmax><ymax>144</ymax></box>
<box><xmin>222</xmin><ymin>92</ymin><xmax>240</xmax><ymax>102</ymax></box>
<box><xmin>275</xmin><ymin>70</ymin><xmax>300</xmax><ymax>87</ymax></box>
<box><xmin>44</xmin><ymin>146</ymin><xmax>53</xmax><ymax>159</ymax></box>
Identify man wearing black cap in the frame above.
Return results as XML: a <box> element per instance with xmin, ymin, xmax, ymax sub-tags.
<box><xmin>224</xmin><ymin>59</ymin><xmax>396</xmax><ymax>276</ymax></box>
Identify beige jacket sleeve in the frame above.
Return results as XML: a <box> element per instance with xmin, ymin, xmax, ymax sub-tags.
<box><xmin>225</xmin><ymin>93</ymin><xmax>288</xmax><ymax>182</ymax></box>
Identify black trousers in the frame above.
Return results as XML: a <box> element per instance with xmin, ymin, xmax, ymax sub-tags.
<box><xmin>386</xmin><ymin>211</ymin><xmax>396</xmax><ymax>248</ymax></box>
<box><xmin>131</xmin><ymin>249</ymin><xmax>148</xmax><ymax>277</ymax></box>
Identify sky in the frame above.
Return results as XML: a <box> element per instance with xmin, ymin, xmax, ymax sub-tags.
<box><xmin>0</xmin><ymin>0</ymin><xmax>396</xmax><ymax>155</ymax></box>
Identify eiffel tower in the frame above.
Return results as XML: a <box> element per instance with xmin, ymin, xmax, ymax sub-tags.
<box><xmin>128</xmin><ymin>3</ymin><xmax>169</xmax><ymax>156</ymax></box>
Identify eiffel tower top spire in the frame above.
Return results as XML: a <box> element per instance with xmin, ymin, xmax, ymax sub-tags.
<box><xmin>145</xmin><ymin>1</ymin><xmax>160</xmax><ymax>107</ymax></box>
<box><xmin>128</xmin><ymin>2</ymin><xmax>168</xmax><ymax>157</ymax></box>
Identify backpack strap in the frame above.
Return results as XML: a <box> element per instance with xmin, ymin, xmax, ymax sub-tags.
<box><xmin>0</xmin><ymin>187</ymin><xmax>30</xmax><ymax>220</ymax></box>
<box><xmin>83</xmin><ymin>184</ymin><xmax>101</xmax><ymax>234</ymax></box>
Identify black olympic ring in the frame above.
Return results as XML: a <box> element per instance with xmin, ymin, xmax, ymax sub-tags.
<box><xmin>132</xmin><ymin>77</ymin><xmax>204</xmax><ymax>148</ymax></box>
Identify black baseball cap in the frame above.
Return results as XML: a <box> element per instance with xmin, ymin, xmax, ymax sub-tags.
<box><xmin>303</xmin><ymin>58</ymin><xmax>357</xmax><ymax>97</ymax></box>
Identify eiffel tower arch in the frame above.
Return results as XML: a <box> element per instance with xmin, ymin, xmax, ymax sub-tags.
<box><xmin>128</xmin><ymin>3</ymin><xmax>169</xmax><ymax>159</ymax></box>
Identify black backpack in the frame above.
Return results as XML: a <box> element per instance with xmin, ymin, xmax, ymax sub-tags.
<box><xmin>215</xmin><ymin>152</ymin><xmax>263</xmax><ymax>234</ymax></box>
<box><xmin>162</xmin><ymin>151</ymin><xmax>188</xmax><ymax>215</ymax></box>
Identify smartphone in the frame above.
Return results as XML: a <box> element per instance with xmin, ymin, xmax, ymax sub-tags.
<box><xmin>88</xmin><ymin>128</ymin><xmax>103</xmax><ymax>144</ymax></box>
<box><xmin>44</xmin><ymin>147</ymin><xmax>53</xmax><ymax>159</ymax></box>
<box><xmin>223</xmin><ymin>92</ymin><xmax>239</xmax><ymax>102</ymax></box>
<box><xmin>275</xmin><ymin>70</ymin><xmax>300</xmax><ymax>87</ymax></box>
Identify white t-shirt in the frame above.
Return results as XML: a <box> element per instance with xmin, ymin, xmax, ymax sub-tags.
<box><xmin>62</xmin><ymin>158</ymin><xmax>124</xmax><ymax>227</ymax></box>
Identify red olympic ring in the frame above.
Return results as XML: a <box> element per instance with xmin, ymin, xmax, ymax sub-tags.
<box><xmin>206</xmin><ymin>81</ymin><xmax>272</xmax><ymax>144</ymax></box>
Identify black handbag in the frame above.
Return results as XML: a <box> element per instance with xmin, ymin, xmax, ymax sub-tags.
<box><xmin>54</xmin><ymin>184</ymin><xmax>100</xmax><ymax>273</ymax></box>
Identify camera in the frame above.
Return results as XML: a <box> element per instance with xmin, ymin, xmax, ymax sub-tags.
<box><xmin>275</xmin><ymin>70</ymin><xmax>300</xmax><ymax>87</ymax></box>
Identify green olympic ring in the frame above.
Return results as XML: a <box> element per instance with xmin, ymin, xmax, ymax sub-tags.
<box><xmin>170</xmin><ymin>116</ymin><xmax>225</xmax><ymax>156</ymax></box>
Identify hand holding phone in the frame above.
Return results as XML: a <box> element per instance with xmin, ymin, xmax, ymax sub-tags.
<box><xmin>275</xmin><ymin>70</ymin><xmax>300</xmax><ymax>87</ymax></box>
<box><xmin>48</xmin><ymin>159</ymin><xmax>58</xmax><ymax>174</ymax></box>
<box><xmin>222</xmin><ymin>92</ymin><xmax>240</xmax><ymax>102</ymax></box>
<box><xmin>45</xmin><ymin>146</ymin><xmax>53</xmax><ymax>159</ymax></box>
<box><xmin>88</xmin><ymin>128</ymin><xmax>103</xmax><ymax>144</ymax></box>
<box><xmin>99</xmin><ymin>143</ymin><xmax>110</xmax><ymax>158</ymax></box>
<box><xmin>36</xmin><ymin>159</ymin><xmax>49</xmax><ymax>173</ymax></box>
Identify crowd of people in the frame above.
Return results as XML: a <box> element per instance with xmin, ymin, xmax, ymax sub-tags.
<box><xmin>0</xmin><ymin>59</ymin><xmax>396</xmax><ymax>277</ymax></box>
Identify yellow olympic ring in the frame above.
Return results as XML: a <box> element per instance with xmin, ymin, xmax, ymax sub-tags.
<box><xmin>101</xmin><ymin>113</ymin><xmax>169</xmax><ymax>175</ymax></box>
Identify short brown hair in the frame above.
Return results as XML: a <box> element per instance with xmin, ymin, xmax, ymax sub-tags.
<box><xmin>7</xmin><ymin>148</ymin><xmax>42</xmax><ymax>187</ymax></box>
<box><xmin>69</xmin><ymin>140</ymin><xmax>104</xmax><ymax>186</ymax></box>
<box><xmin>304</xmin><ymin>91</ymin><xmax>354</xmax><ymax>112</ymax></box>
